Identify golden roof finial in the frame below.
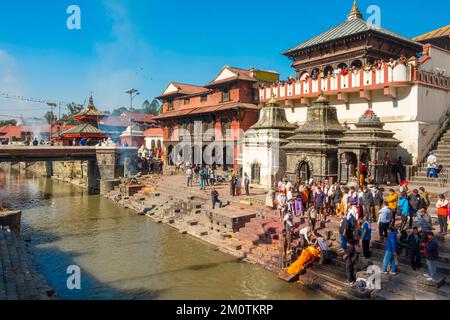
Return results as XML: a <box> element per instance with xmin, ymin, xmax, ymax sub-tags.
<box><xmin>347</xmin><ymin>0</ymin><xmax>363</xmax><ymax>21</ymax></box>
<box><xmin>268</xmin><ymin>94</ymin><xmax>278</xmax><ymax>106</ymax></box>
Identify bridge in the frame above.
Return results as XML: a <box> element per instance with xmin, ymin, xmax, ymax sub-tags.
<box><xmin>0</xmin><ymin>146</ymin><xmax>138</xmax><ymax>194</ymax></box>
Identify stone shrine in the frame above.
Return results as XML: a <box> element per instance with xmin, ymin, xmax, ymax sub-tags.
<box><xmin>282</xmin><ymin>94</ymin><xmax>347</xmax><ymax>183</ymax></box>
<box><xmin>243</xmin><ymin>96</ymin><xmax>296</xmax><ymax>189</ymax></box>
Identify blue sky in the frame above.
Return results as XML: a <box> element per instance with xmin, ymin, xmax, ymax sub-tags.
<box><xmin>0</xmin><ymin>0</ymin><xmax>448</xmax><ymax>118</ymax></box>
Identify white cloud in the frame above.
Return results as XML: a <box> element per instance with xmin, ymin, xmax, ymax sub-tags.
<box><xmin>0</xmin><ymin>50</ymin><xmax>28</xmax><ymax>110</ymax></box>
<box><xmin>87</xmin><ymin>0</ymin><xmax>151</xmax><ymax>110</ymax></box>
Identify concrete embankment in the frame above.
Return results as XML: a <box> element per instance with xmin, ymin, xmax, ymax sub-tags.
<box><xmin>0</xmin><ymin>227</ymin><xmax>55</xmax><ymax>300</ymax></box>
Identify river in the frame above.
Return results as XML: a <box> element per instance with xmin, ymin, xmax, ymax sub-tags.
<box><xmin>0</xmin><ymin>168</ymin><xmax>327</xmax><ymax>300</ymax></box>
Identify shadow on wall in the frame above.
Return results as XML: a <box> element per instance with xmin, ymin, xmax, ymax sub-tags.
<box><xmin>397</xmin><ymin>145</ymin><xmax>413</xmax><ymax>165</ymax></box>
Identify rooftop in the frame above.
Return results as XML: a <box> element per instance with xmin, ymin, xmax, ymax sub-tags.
<box><xmin>283</xmin><ymin>1</ymin><xmax>421</xmax><ymax>56</ymax></box>
<box><xmin>156</xmin><ymin>82</ymin><xmax>210</xmax><ymax>99</ymax></box>
<box><xmin>74</xmin><ymin>95</ymin><xmax>106</xmax><ymax>119</ymax></box>
<box><xmin>121</xmin><ymin>112</ymin><xmax>157</xmax><ymax>124</ymax></box>
<box><xmin>414</xmin><ymin>24</ymin><xmax>450</xmax><ymax>41</ymax></box>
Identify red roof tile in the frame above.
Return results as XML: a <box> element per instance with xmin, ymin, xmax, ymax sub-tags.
<box><xmin>121</xmin><ymin>112</ymin><xmax>157</xmax><ymax>123</ymax></box>
<box><xmin>144</xmin><ymin>128</ymin><xmax>163</xmax><ymax>136</ymax></box>
<box><xmin>153</xmin><ymin>102</ymin><xmax>260</xmax><ymax>120</ymax></box>
<box><xmin>156</xmin><ymin>82</ymin><xmax>210</xmax><ymax>99</ymax></box>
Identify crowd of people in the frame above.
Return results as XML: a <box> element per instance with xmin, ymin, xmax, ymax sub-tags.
<box><xmin>273</xmin><ymin>175</ymin><xmax>447</xmax><ymax>285</ymax></box>
<box><xmin>183</xmin><ymin>164</ymin><xmax>249</xmax><ymax>210</ymax></box>
<box><xmin>176</xmin><ymin>161</ymin><xmax>446</xmax><ymax>287</ymax></box>
<box><xmin>261</xmin><ymin>57</ymin><xmax>409</xmax><ymax>88</ymax></box>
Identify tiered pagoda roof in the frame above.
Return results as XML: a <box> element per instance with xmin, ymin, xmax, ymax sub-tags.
<box><xmin>283</xmin><ymin>0</ymin><xmax>422</xmax><ymax>57</ymax></box>
<box><xmin>59</xmin><ymin>123</ymin><xmax>106</xmax><ymax>139</ymax></box>
<box><xmin>73</xmin><ymin>95</ymin><xmax>106</xmax><ymax>121</ymax></box>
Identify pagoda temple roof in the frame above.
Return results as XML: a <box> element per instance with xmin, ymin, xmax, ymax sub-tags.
<box><xmin>283</xmin><ymin>1</ymin><xmax>421</xmax><ymax>56</ymax></box>
<box><xmin>60</xmin><ymin>123</ymin><xmax>105</xmax><ymax>136</ymax></box>
<box><xmin>73</xmin><ymin>95</ymin><xmax>106</xmax><ymax>119</ymax></box>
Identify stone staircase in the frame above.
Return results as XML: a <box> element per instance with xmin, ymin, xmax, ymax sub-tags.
<box><xmin>411</xmin><ymin>127</ymin><xmax>450</xmax><ymax>192</ymax></box>
<box><xmin>311</xmin><ymin>216</ymin><xmax>450</xmax><ymax>300</ymax></box>
<box><xmin>106</xmin><ymin>173</ymin><xmax>450</xmax><ymax>300</ymax></box>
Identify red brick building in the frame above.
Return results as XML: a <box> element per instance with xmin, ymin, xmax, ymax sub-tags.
<box><xmin>155</xmin><ymin>66</ymin><xmax>279</xmax><ymax>171</ymax></box>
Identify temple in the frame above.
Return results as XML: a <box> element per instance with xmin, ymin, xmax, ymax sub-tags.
<box><xmin>56</xmin><ymin>95</ymin><xmax>107</xmax><ymax>146</ymax></box>
<box><xmin>258</xmin><ymin>0</ymin><xmax>450</xmax><ymax>167</ymax></box>
<box><xmin>155</xmin><ymin>66</ymin><xmax>279</xmax><ymax>171</ymax></box>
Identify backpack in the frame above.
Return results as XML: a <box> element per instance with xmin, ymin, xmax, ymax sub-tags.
<box><xmin>351</xmin><ymin>252</ymin><xmax>360</xmax><ymax>264</ymax></box>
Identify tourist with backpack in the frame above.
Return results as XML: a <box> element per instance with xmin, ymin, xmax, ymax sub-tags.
<box><xmin>419</xmin><ymin>187</ymin><xmax>431</xmax><ymax>209</ymax></box>
<box><xmin>423</xmin><ymin>232</ymin><xmax>439</xmax><ymax>281</ymax></box>
<box><xmin>407</xmin><ymin>227</ymin><xmax>422</xmax><ymax>271</ymax></box>
<box><xmin>343</xmin><ymin>240</ymin><xmax>358</xmax><ymax>284</ymax></box>
<box><xmin>408</xmin><ymin>189</ymin><xmax>420</xmax><ymax>229</ymax></box>
<box><xmin>339</xmin><ymin>217</ymin><xmax>348</xmax><ymax>251</ymax></box>
<box><xmin>398</xmin><ymin>192</ymin><xmax>410</xmax><ymax>232</ymax></box>
<box><xmin>382</xmin><ymin>227</ymin><xmax>398</xmax><ymax>275</ymax></box>
<box><xmin>360</xmin><ymin>215</ymin><xmax>372</xmax><ymax>258</ymax></box>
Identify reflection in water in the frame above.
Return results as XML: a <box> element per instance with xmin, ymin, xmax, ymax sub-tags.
<box><xmin>0</xmin><ymin>169</ymin><xmax>327</xmax><ymax>300</ymax></box>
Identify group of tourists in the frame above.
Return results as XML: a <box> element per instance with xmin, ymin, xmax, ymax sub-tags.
<box><xmin>185</xmin><ymin>165</ymin><xmax>219</xmax><ymax>190</ymax></box>
<box><xmin>274</xmin><ymin>174</ymin><xmax>447</xmax><ymax>285</ymax></box>
<box><xmin>266</xmin><ymin>56</ymin><xmax>409</xmax><ymax>87</ymax></box>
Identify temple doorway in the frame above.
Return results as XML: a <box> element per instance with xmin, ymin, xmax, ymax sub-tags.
<box><xmin>167</xmin><ymin>145</ymin><xmax>174</xmax><ymax>165</ymax></box>
<box><xmin>297</xmin><ymin>161</ymin><xmax>311</xmax><ymax>182</ymax></box>
<box><xmin>251</xmin><ymin>163</ymin><xmax>261</xmax><ymax>185</ymax></box>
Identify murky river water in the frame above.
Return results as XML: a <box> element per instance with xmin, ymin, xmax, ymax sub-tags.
<box><xmin>0</xmin><ymin>169</ymin><xmax>327</xmax><ymax>300</ymax></box>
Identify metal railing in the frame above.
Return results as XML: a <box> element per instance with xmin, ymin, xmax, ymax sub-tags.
<box><xmin>416</xmin><ymin>107</ymin><xmax>450</xmax><ymax>169</ymax></box>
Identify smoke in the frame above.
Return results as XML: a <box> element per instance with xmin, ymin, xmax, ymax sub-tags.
<box><xmin>22</xmin><ymin>119</ymin><xmax>50</xmax><ymax>141</ymax></box>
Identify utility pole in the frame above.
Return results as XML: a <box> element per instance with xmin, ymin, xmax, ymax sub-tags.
<box><xmin>46</xmin><ymin>102</ymin><xmax>57</xmax><ymax>144</ymax></box>
<box><xmin>125</xmin><ymin>88</ymin><xmax>140</xmax><ymax>147</ymax></box>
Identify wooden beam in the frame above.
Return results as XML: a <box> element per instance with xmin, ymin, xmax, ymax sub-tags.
<box><xmin>337</xmin><ymin>92</ymin><xmax>349</xmax><ymax>103</ymax></box>
<box><xmin>360</xmin><ymin>90</ymin><xmax>371</xmax><ymax>101</ymax></box>
<box><xmin>384</xmin><ymin>86</ymin><xmax>397</xmax><ymax>99</ymax></box>
<box><xmin>301</xmin><ymin>97</ymin><xmax>311</xmax><ymax>106</ymax></box>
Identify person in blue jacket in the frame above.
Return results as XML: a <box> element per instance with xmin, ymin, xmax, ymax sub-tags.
<box><xmin>382</xmin><ymin>227</ymin><xmax>398</xmax><ymax>275</ymax></box>
<box><xmin>398</xmin><ymin>192</ymin><xmax>410</xmax><ymax>232</ymax></box>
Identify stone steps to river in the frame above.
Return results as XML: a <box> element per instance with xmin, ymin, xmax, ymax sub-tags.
<box><xmin>0</xmin><ymin>227</ymin><xmax>55</xmax><ymax>300</ymax></box>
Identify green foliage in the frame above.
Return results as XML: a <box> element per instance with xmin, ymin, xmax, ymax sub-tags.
<box><xmin>58</xmin><ymin>103</ymin><xmax>84</xmax><ymax>125</ymax></box>
<box><xmin>0</xmin><ymin>119</ymin><xmax>17</xmax><ymax>126</ymax></box>
<box><xmin>110</xmin><ymin>99</ymin><xmax>161</xmax><ymax>116</ymax></box>
<box><xmin>44</xmin><ymin>111</ymin><xmax>57</xmax><ymax>124</ymax></box>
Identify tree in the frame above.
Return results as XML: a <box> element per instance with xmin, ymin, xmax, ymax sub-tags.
<box><xmin>67</xmin><ymin>103</ymin><xmax>83</xmax><ymax>116</ymax></box>
<box><xmin>111</xmin><ymin>107</ymin><xmax>129</xmax><ymax>116</ymax></box>
<box><xmin>58</xmin><ymin>103</ymin><xmax>84</xmax><ymax>125</ymax></box>
<box><xmin>44</xmin><ymin>111</ymin><xmax>56</xmax><ymax>124</ymax></box>
<box><xmin>0</xmin><ymin>119</ymin><xmax>17</xmax><ymax>126</ymax></box>
<box><xmin>146</xmin><ymin>99</ymin><xmax>161</xmax><ymax>116</ymax></box>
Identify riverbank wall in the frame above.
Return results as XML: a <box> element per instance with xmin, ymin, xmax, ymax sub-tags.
<box><xmin>0</xmin><ymin>161</ymin><xmax>89</xmax><ymax>189</ymax></box>
<box><xmin>0</xmin><ymin>226</ymin><xmax>56</xmax><ymax>300</ymax></box>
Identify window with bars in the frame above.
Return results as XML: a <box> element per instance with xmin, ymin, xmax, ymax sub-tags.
<box><xmin>221</xmin><ymin>88</ymin><xmax>230</xmax><ymax>102</ymax></box>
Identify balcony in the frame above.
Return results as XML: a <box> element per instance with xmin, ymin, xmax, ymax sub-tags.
<box><xmin>259</xmin><ymin>63</ymin><xmax>415</xmax><ymax>105</ymax></box>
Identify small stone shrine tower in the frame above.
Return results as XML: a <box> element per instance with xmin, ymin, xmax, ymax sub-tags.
<box><xmin>338</xmin><ymin>109</ymin><xmax>401</xmax><ymax>185</ymax></box>
<box><xmin>282</xmin><ymin>94</ymin><xmax>347</xmax><ymax>183</ymax></box>
<box><xmin>243</xmin><ymin>96</ymin><xmax>296</xmax><ymax>190</ymax></box>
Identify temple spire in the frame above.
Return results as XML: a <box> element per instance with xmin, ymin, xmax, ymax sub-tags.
<box><xmin>347</xmin><ymin>0</ymin><xmax>363</xmax><ymax>21</ymax></box>
<box><xmin>88</xmin><ymin>93</ymin><xmax>95</xmax><ymax>110</ymax></box>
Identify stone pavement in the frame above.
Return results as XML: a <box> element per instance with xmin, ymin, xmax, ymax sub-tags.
<box><xmin>0</xmin><ymin>227</ymin><xmax>55</xmax><ymax>300</ymax></box>
<box><xmin>106</xmin><ymin>172</ymin><xmax>450</xmax><ymax>300</ymax></box>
